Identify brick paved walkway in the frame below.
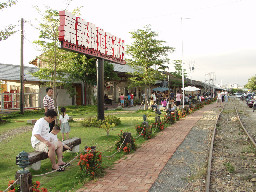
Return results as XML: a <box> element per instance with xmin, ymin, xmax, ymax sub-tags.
<box><xmin>77</xmin><ymin>103</ymin><xmax>217</xmax><ymax>192</ymax></box>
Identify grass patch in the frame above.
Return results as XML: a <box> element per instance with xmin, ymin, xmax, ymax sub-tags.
<box><xmin>223</xmin><ymin>161</ymin><xmax>235</xmax><ymax>173</ymax></box>
<box><xmin>0</xmin><ymin>106</ymin><xmax>160</xmax><ymax>191</ymax></box>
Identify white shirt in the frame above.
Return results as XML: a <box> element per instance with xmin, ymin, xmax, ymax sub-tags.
<box><xmin>59</xmin><ymin>114</ymin><xmax>69</xmax><ymax>123</ymax></box>
<box><xmin>31</xmin><ymin>118</ymin><xmax>50</xmax><ymax>148</ymax></box>
<box><xmin>49</xmin><ymin>132</ymin><xmax>58</xmax><ymax>143</ymax></box>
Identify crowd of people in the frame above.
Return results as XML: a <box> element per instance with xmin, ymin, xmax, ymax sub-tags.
<box><xmin>117</xmin><ymin>90</ymin><xmax>215</xmax><ymax>111</ymax></box>
<box><xmin>216</xmin><ymin>90</ymin><xmax>229</xmax><ymax>107</ymax></box>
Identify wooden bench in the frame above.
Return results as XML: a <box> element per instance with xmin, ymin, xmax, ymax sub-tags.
<box><xmin>16</xmin><ymin>137</ymin><xmax>81</xmax><ymax>170</ymax></box>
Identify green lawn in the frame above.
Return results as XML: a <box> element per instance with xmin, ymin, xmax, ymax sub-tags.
<box><xmin>0</xmin><ymin>106</ymin><xmax>160</xmax><ymax>191</ymax></box>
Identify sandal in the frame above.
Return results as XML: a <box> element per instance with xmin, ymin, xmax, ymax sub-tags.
<box><xmin>59</xmin><ymin>162</ymin><xmax>70</xmax><ymax>167</ymax></box>
<box><xmin>52</xmin><ymin>166</ymin><xmax>65</xmax><ymax>172</ymax></box>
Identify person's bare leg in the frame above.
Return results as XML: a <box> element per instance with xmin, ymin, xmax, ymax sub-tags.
<box><xmin>56</xmin><ymin>141</ymin><xmax>65</xmax><ymax>165</ymax></box>
<box><xmin>66</xmin><ymin>132</ymin><xmax>69</xmax><ymax>140</ymax></box>
<box><xmin>48</xmin><ymin>145</ymin><xmax>58</xmax><ymax>169</ymax></box>
<box><xmin>62</xmin><ymin>133</ymin><xmax>64</xmax><ymax>141</ymax></box>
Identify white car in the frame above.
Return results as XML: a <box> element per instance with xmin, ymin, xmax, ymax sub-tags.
<box><xmin>234</xmin><ymin>93</ymin><xmax>243</xmax><ymax>98</ymax></box>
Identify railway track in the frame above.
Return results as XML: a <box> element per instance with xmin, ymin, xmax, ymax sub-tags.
<box><xmin>206</xmin><ymin>98</ymin><xmax>256</xmax><ymax>192</ymax></box>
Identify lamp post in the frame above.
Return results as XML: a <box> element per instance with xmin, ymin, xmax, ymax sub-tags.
<box><xmin>181</xmin><ymin>17</ymin><xmax>190</xmax><ymax>108</ymax></box>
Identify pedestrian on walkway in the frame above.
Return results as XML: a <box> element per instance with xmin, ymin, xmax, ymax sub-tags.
<box><xmin>176</xmin><ymin>90</ymin><xmax>182</xmax><ymax>106</ymax></box>
<box><xmin>130</xmin><ymin>93</ymin><xmax>134</xmax><ymax>106</ymax></box>
<box><xmin>127</xmin><ymin>93</ymin><xmax>131</xmax><ymax>107</ymax></box>
<box><xmin>43</xmin><ymin>87</ymin><xmax>55</xmax><ymax>132</ymax></box>
<box><xmin>217</xmin><ymin>91</ymin><xmax>223</xmax><ymax>107</ymax></box>
<box><xmin>120</xmin><ymin>93</ymin><xmax>124</xmax><ymax>107</ymax></box>
<box><xmin>224</xmin><ymin>90</ymin><xmax>229</xmax><ymax>102</ymax></box>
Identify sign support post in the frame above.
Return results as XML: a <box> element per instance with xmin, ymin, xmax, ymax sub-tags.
<box><xmin>58</xmin><ymin>11</ymin><xmax>126</xmax><ymax>120</ymax></box>
<box><xmin>97</xmin><ymin>58</ymin><xmax>104</xmax><ymax>120</ymax></box>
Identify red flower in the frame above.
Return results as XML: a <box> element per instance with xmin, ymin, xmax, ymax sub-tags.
<box><xmin>41</xmin><ymin>188</ymin><xmax>48</xmax><ymax>192</ymax></box>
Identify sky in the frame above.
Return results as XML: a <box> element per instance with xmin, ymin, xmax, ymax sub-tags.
<box><xmin>0</xmin><ymin>0</ymin><xmax>255</xmax><ymax>87</ymax></box>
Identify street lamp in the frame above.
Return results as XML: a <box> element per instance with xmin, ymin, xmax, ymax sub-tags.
<box><xmin>181</xmin><ymin>17</ymin><xmax>190</xmax><ymax>108</ymax></box>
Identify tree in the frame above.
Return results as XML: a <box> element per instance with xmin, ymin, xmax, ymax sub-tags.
<box><xmin>0</xmin><ymin>0</ymin><xmax>18</xmax><ymax>41</ymax></box>
<box><xmin>126</xmin><ymin>25</ymin><xmax>175</xmax><ymax>108</ymax></box>
<box><xmin>170</xmin><ymin>60</ymin><xmax>187</xmax><ymax>78</ymax></box>
<box><xmin>245</xmin><ymin>75</ymin><xmax>256</xmax><ymax>91</ymax></box>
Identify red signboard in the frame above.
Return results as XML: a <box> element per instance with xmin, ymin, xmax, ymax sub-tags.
<box><xmin>59</xmin><ymin>11</ymin><xmax>125</xmax><ymax>64</ymax></box>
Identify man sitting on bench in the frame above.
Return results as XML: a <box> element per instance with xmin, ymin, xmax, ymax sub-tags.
<box><xmin>31</xmin><ymin>110</ymin><xmax>66</xmax><ymax>171</ymax></box>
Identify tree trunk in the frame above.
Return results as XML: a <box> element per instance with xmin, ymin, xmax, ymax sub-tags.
<box><xmin>144</xmin><ymin>86</ymin><xmax>149</xmax><ymax>110</ymax></box>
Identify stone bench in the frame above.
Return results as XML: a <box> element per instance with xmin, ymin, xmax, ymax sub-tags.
<box><xmin>17</xmin><ymin>137</ymin><xmax>81</xmax><ymax>170</ymax></box>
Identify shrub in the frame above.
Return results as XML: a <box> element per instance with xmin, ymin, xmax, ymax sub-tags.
<box><xmin>152</xmin><ymin>121</ymin><xmax>165</xmax><ymax>132</ymax></box>
<box><xmin>81</xmin><ymin>116</ymin><xmax>100</xmax><ymax>127</ymax></box>
<box><xmin>115</xmin><ymin>131</ymin><xmax>136</xmax><ymax>153</ymax></box>
<box><xmin>2</xmin><ymin>180</ymin><xmax>48</xmax><ymax>192</ymax></box>
<box><xmin>81</xmin><ymin>115</ymin><xmax>121</xmax><ymax>128</ymax></box>
<box><xmin>100</xmin><ymin>122</ymin><xmax>115</xmax><ymax>136</ymax></box>
<box><xmin>78</xmin><ymin>147</ymin><xmax>103</xmax><ymax>179</ymax></box>
<box><xmin>104</xmin><ymin>115</ymin><xmax>121</xmax><ymax>126</ymax></box>
<box><xmin>135</xmin><ymin>123</ymin><xmax>152</xmax><ymax>139</ymax></box>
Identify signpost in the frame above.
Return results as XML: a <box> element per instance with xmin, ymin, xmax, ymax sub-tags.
<box><xmin>58</xmin><ymin>11</ymin><xmax>125</xmax><ymax>120</ymax></box>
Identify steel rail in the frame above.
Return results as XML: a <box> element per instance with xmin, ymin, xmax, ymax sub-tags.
<box><xmin>205</xmin><ymin>107</ymin><xmax>223</xmax><ymax>192</ymax></box>
<box><xmin>235</xmin><ymin>106</ymin><xmax>256</xmax><ymax>148</ymax></box>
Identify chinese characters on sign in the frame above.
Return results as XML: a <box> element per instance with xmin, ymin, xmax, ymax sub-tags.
<box><xmin>58</xmin><ymin>11</ymin><xmax>125</xmax><ymax>64</ymax></box>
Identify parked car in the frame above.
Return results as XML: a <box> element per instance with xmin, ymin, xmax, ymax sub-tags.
<box><xmin>247</xmin><ymin>99</ymin><xmax>255</xmax><ymax>108</ymax></box>
<box><xmin>234</xmin><ymin>93</ymin><xmax>243</xmax><ymax>98</ymax></box>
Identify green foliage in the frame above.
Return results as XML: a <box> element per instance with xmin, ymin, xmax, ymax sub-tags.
<box><xmin>0</xmin><ymin>0</ymin><xmax>18</xmax><ymax>41</ymax></box>
<box><xmin>126</xmin><ymin>25</ymin><xmax>175</xmax><ymax>88</ymax></box>
<box><xmin>100</xmin><ymin>122</ymin><xmax>115</xmax><ymax>136</ymax></box>
<box><xmin>245</xmin><ymin>75</ymin><xmax>256</xmax><ymax>91</ymax></box>
<box><xmin>0</xmin><ymin>24</ymin><xmax>17</xmax><ymax>41</ymax></box>
<box><xmin>81</xmin><ymin>116</ymin><xmax>101</xmax><ymax>127</ymax></box>
<box><xmin>104</xmin><ymin>115</ymin><xmax>121</xmax><ymax>126</ymax></box>
<box><xmin>170</xmin><ymin>60</ymin><xmax>187</xmax><ymax>78</ymax></box>
<box><xmin>223</xmin><ymin>161</ymin><xmax>235</xmax><ymax>173</ymax></box>
<box><xmin>81</xmin><ymin>115</ymin><xmax>121</xmax><ymax>128</ymax></box>
<box><xmin>0</xmin><ymin>109</ymin><xmax>43</xmax><ymax>121</ymax></box>
<box><xmin>0</xmin><ymin>0</ymin><xmax>17</xmax><ymax>10</ymax></box>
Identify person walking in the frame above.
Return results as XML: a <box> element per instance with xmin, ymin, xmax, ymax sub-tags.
<box><xmin>59</xmin><ymin>107</ymin><xmax>70</xmax><ymax>141</ymax></box>
<box><xmin>43</xmin><ymin>87</ymin><xmax>55</xmax><ymax>132</ymax></box>
<box><xmin>120</xmin><ymin>93</ymin><xmax>125</xmax><ymax>107</ymax></box>
<box><xmin>127</xmin><ymin>93</ymin><xmax>131</xmax><ymax>107</ymax></box>
<box><xmin>216</xmin><ymin>91</ymin><xmax>223</xmax><ymax>107</ymax></box>
<box><xmin>176</xmin><ymin>90</ymin><xmax>182</xmax><ymax>106</ymax></box>
<box><xmin>130</xmin><ymin>93</ymin><xmax>134</xmax><ymax>106</ymax></box>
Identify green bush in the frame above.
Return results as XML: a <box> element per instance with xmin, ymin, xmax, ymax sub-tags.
<box><xmin>104</xmin><ymin>115</ymin><xmax>121</xmax><ymax>126</ymax></box>
<box><xmin>81</xmin><ymin>115</ymin><xmax>121</xmax><ymax>128</ymax></box>
<box><xmin>81</xmin><ymin>116</ymin><xmax>101</xmax><ymax>127</ymax></box>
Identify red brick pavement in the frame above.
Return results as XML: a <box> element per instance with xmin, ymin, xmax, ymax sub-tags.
<box><xmin>77</xmin><ymin>103</ymin><xmax>217</xmax><ymax>192</ymax></box>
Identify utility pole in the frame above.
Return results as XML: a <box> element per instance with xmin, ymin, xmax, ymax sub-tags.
<box><xmin>53</xmin><ymin>25</ymin><xmax>57</xmax><ymax>109</ymax></box>
<box><xmin>181</xmin><ymin>17</ymin><xmax>190</xmax><ymax>108</ymax></box>
<box><xmin>20</xmin><ymin>18</ymin><xmax>24</xmax><ymax>114</ymax></box>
